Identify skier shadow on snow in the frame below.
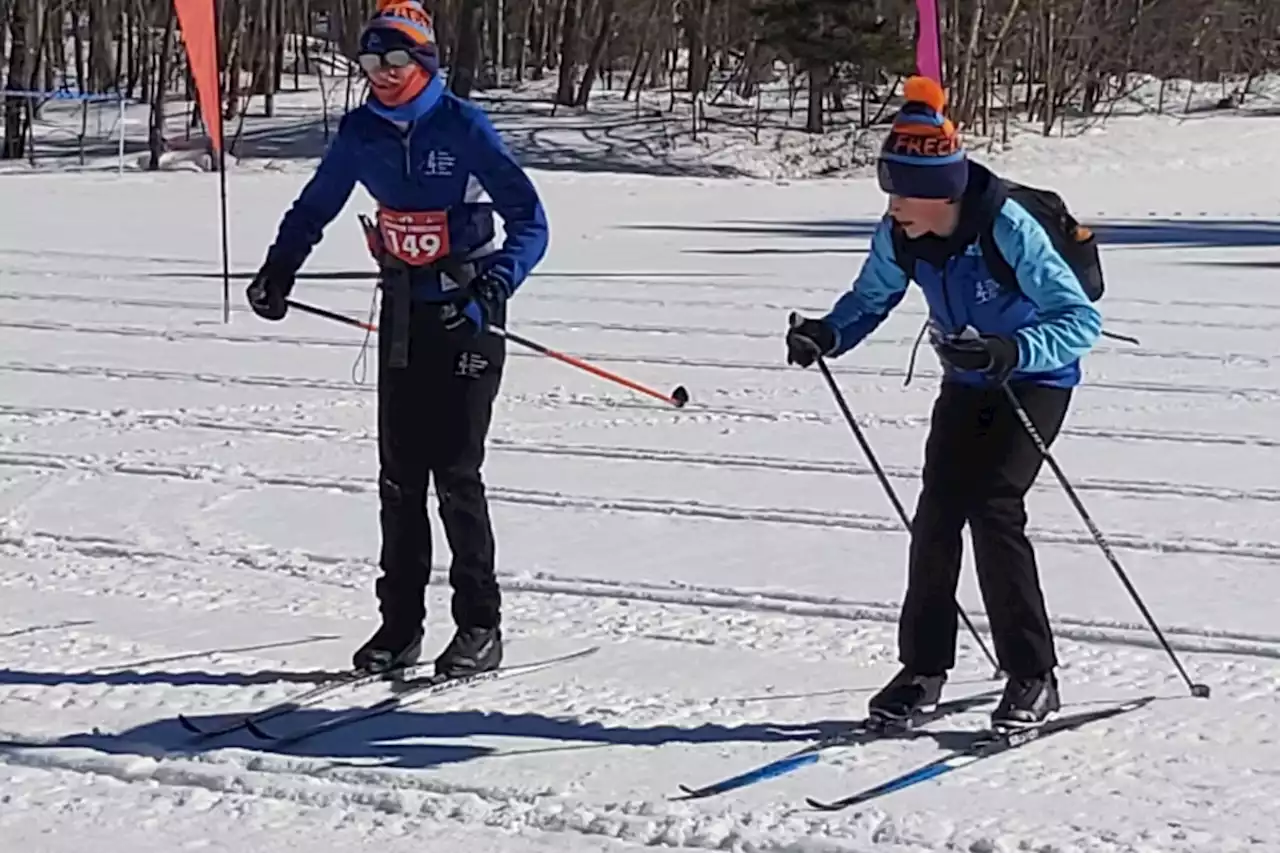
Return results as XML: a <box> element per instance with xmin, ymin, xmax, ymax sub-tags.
<box><xmin>0</xmin><ymin>705</ymin><xmax>994</xmax><ymax>773</ymax></box>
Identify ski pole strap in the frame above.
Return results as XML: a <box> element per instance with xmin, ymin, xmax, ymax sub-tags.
<box><xmin>383</xmin><ymin>267</ymin><xmax>411</xmax><ymax>369</ymax></box>
<box><xmin>358</xmin><ymin>213</ymin><xmax>410</xmax><ymax>368</ymax></box>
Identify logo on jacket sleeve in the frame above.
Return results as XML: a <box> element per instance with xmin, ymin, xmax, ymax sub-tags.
<box><xmin>974</xmin><ymin>278</ymin><xmax>1000</xmax><ymax>304</ymax></box>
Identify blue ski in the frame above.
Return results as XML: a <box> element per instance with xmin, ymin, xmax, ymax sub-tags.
<box><xmin>805</xmin><ymin>695</ymin><xmax>1156</xmax><ymax>811</ymax></box>
<box><xmin>672</xmin><ymin>689</ymin><xmax>1000</xmax><ymax>800</ymax></box>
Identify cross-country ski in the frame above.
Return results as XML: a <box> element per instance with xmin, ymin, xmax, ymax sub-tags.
<box><xmin>176</xmin><ymin>666</ymin><xmax>413</xmax><ymax>739</ymax></box>
<box><xmin>245</xmin><ymin>646</ymin><xmax>600</xmax><ymax>745</ymax></box>
<box><xmin>804</xmin><ymin>695</ymin><xmax>1158</xmax><ymax>811</ymax></box>
<box><xmin>673</xmin><ymin>688</ymin><xmax>1001</xmax><ymax>800</ymax></box>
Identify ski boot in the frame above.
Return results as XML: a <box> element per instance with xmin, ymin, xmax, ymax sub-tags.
<box><xmin>867</xmin><ymin>667</ymin><xmax>946</xmax><ymax>729</ymax></box>
<box><xmin>352</xmin><ymin>623</ymin><xmax>423</xmax><ymax>678</ymax></box>
<box><xmin>991</xmin><ymin>672</ymin><xmax>1060</xmax><ymax>730</ymax></box>
<box><xmin>434</xmin><ymin>625</ymin><xmax>503</xmax><ymax>679</ymax></box>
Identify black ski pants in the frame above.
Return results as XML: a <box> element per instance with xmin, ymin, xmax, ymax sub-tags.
<box><xmin>375</xmin><ymin>297</ymin><xmax>505</xmax><ymax>634</ymax></box>
<box><xmin>900</xmin><ymin>381</ymin><xmax>1071</xmax><ymax>678</ymax></box>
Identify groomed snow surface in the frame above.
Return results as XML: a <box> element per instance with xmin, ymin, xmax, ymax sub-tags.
<box><xmin>2</xmin><ymin>96</ymin><xmax>1280</xmax><ymax>852</ymax></box>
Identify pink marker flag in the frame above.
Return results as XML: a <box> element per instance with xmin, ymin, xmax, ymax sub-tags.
<box><xmin>915</xmin><ymin>0</ymin><xmax>943</xmax><ymax>83</ymax></box>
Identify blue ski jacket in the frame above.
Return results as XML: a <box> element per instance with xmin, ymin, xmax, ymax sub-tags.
<box><xmin>264</xmin><ymin>75</ymin><xmax>548</xmax><ymax>300</ymax></box>
<box><xmin>822</xmin><ymin>162</ymin><xmax>1102</xmax><ymax>388</ymax></box>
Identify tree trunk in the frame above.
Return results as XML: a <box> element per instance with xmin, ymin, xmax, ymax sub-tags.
<box><xmin>574</xmin><ymin>0</ymin><xmax>615</xmax><ymax>106</ymax></box>
<box><xmin>450</xmin><ymin>0</ymin><xmax>484</xmax><ymax>98</ymax></box>
<box><xmin>514</xmin><ymin>0</ymin><xmax>536</xmax><ymax>82</ymax></box>
<box><xmin>491</xmin><ymin>0</ymin><xmax>505</xmax><ymax>81</ymax></box>
<box><xmin>554</xmin><ymin>0</ymin><xmax>582</xmax><ymax>105</ymax></box>
<box><xmin>2</xmin><ymin>0</ymin><xmax>32</xmax><ymax>159</ymax></box>
<box><xmin>684</xmin><ymin>0</ymin><xmax>709</xmax><ymax>93</ymax></box>
<box><xmin>147</xmin><ymin>3</ymin><xmax>176</xmax><ymax>171</ymax></box>
<box><xmin>806</xmin><ymin>65</ymin><xmax>827</xmax><ymax>133</ymax></box>
<box><xmin>623</xmin><ymin>0</ymin><xmax>661</xmax><ymax>100</ymax></box>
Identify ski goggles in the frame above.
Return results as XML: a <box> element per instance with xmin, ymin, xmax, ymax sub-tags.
<box><xmin>358</xmin><ymin>49</ymin><xmax>415</xmax><ymax>73</ymax></box>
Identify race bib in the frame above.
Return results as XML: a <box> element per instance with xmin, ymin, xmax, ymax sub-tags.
<box><xmin>377</xmin><ymin>208</ymin><xmax>450</xmax><ymax>266</ymax></box>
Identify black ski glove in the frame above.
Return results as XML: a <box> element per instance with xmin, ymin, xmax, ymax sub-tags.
<box><xmin>442</xmin><ymin>275</ymin><xmax>508</xmax><ymax>336</ymax></box>
<box><xmin>932</xmin><ymin>330</ymin><xmax>1019</xmax><ymax>380</ymax></box>
<box><xmin>786</xmin><ymin>316</ymin><xmax>837</xmax><ymax>367</ymax></box>
<box><xmin>246</xmin><ymin>260</ymin><xmax>295</xmax><ymax>321</ymax></box>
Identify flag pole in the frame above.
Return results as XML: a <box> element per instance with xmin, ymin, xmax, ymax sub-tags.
<box><xmin>213</xmin><ymin>0</ymin><xmax>230</xmax><ymax>323</ymax></box>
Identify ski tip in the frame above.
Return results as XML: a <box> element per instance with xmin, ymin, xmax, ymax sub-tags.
<box><xmin>669</xmin><ymin>784</ymin><xmax>703</xmax><ymax>801</ymax></box>
<box><xmin>244</xmin><ymin>720</ymin><xmax>275</xmax><ymax>740</ymax></box>
<box><xmin>671</xmin><ymin>385</ymin><xmax>690</xmax><ymax>408</ymax></box>
<box><xmin>176</xmin><ymin>714</ymin><xmax>204</xmax><ymax>734</ymax></box>
<box><xmin>804</xmin><ymin>797</ymin><xmax>840</xmax><ymax>811</ymax></box>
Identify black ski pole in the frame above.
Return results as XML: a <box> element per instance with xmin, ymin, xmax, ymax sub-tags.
<box><xmin>287</xmin><ymin>298</ymin><xmax>378</xmax><ymax>333</ymax></box>
<box><xmin>998</xmin><ymin>381</ymin><xmax>1210</xmax><ymax>698</ymax></box>
<box><xmin>791</xmin><ymin>315</ymin><xmax>1000</xmax><ymax>676</ymax></box>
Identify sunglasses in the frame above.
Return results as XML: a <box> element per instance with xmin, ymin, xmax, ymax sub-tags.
<box><xmin>358</xmin><ymin>49</ymin><xmax>414</xmax><ymax>73</ymax></box>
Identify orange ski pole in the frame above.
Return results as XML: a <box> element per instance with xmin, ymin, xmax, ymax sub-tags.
<box><xmin>285</xmin><ymin>297</ymin><xmax>689</xmax><ymax>408</ymax></box>
<box><xmin>491</xmin><ymin>324</ymin><xmax>689</xmax><ymax>408</ymax></box>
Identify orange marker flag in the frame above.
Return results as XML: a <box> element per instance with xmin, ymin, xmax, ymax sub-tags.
<box><xmin>173</xmin><ymin>0</ymin><xmax>223</xmax><ymax>153</ymax></box>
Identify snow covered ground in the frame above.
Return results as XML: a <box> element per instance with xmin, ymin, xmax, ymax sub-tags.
<box><xmin>3</xmin><ymin>91</ymin><xmax>1280</xmax><ymax>851</ymax></box>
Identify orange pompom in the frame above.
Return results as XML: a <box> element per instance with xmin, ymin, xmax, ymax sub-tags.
<box><xmin>377</xmin><ymin>0</ymin><xmax>425</xmax><ymax>11</ymax></box>
<box><xmin>374</xmin><ymin>0</ymin><xmax>433</xmax><ymax>32</ymax></box>
<box><xmin>903</xmin><ymin>75</ymin><xmax>947</xmax><ymax>112</ymax></box>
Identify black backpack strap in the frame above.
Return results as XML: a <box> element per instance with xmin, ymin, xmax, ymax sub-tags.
<box><xmin>890</xmin><ymin>224</ymin><xmax>915</xmax><ymax>282</ymax></box>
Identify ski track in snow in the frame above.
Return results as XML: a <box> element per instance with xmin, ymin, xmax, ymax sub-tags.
<box><xmin>3</xmin><ymin>446</ymin><xmax>1280</xmax><ymax>564</ymax></box>
<box><xmin>3</xmin><ymin>137</ymin><xmax>1280</xmax><ymax>851</ymax></box>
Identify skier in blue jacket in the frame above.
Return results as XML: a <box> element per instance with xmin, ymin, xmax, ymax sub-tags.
<box><xmin>786</xmin><ymin>77</ymin><xmax>1101</xmax><ymax>729</ymax></box>
<box><xmin>247</xmin><ymin>0</ymin><xmax>549</xmax><ymax>680</ymax></box>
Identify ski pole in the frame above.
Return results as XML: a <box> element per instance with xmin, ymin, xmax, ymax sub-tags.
<box><xmin>353</xmin><ymin>213</ymin><xmax>688</xmax><ymax>407</ymax></box>
<box><xmin>285</xmin><ymin>298</ymin><xmax>689</xmax><ymax>408</ymax></box>
<box><xmin>816</xmin><ymin>354</ymin><xmax>1001</xmax><ymax>677</ymax></box>
<box><xmin>491</xmin><ymin>325</ymin><xmax>689</xmax><ymax>408</ymax></box>
<box><xmin>999</xmin><ymin>380</ymin><xmax>1210</xmax><ymax>698</ymax></box>
<box><xmin>287</xmin><ymin>298</ymin><xmax>378</xmax><ymax>333</ymax></box>
<box><xmin>790</xmin><ymin>314</ymin><xmax>1000</xmax><ymax>676</ymax></box>
<box><xmin>944</xmin><ymin>324</ymin><xmax>1208</xmax><ymax>697</ymax></box>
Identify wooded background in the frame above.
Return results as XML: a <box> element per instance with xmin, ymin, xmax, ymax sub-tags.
<box><xmin>2</xmin><ymin>0</ymin><xmax>1278</xmax><ymax>162</ymax></box>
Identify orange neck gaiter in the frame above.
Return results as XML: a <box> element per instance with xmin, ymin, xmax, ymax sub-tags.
<box><xmin>371</xmin><ymin>66</ymin><xmax>429</xmax><ymax>109</ymax></box>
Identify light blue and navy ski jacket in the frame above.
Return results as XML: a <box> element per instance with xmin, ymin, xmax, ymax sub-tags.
<box><xmin>822</xmin><ymin>162</ymin><xmax>1102</xmax><ymax>388</ymax></box>
<box><xmin>264</xmin><ymin>74</ymin><xmax>549</xmax><ymax>300</ymax></box>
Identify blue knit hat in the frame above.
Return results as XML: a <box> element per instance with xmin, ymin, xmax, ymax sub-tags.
<box><xmin>359</xmin><ymin>1</ymin><xmax>439</xmax><ymax>75</ymax></box>
<box><xmin>877</xmin><ymin>76</ymin><xmax>968</xmax><ymax>200</ymax></box>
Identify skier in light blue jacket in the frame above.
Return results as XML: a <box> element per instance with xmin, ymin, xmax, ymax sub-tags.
<box><xmin>786</xmin><ymin>76</ymin><xmax>1102</xmax><ymax>730</ymax></box>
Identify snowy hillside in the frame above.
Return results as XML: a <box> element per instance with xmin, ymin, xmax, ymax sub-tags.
<box><xmin>2</xmin><ymin>80</ymin><xmax>1280</xmax><ymax>851</ymax></box>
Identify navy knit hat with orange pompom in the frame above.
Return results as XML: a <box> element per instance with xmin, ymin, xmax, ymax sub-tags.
<box><xmin>359</xmin><ymin>0</ymin><xmax>439</xmax><ymax>75</ymax></box>
<box><xmin>877</xmin><ymin>76</ymin><xmax>968</xmax><ymax>200</ymax></box>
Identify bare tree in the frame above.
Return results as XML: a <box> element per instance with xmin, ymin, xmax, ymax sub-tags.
<box><xmin>3</xmin><ymin>0</ymin><xmax>1279</xmax><ymax>163</ymax></box>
